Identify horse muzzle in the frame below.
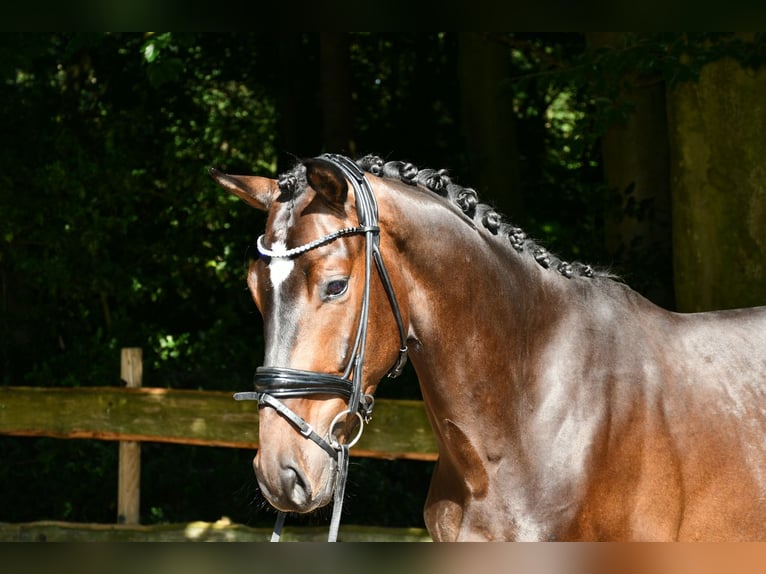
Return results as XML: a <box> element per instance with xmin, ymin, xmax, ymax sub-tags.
<box><xmin>253</xmin><ymin>447</ymin><xmax>337</xmax><ymax>513</ymax></box>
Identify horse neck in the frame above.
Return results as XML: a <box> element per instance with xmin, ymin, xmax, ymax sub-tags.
<box><xmin>377</xmin><ymin>181</ymin><xmax>569</xmax><ymax>407</ymax></box>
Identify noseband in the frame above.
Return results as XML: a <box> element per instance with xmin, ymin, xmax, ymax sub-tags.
<box><xmin>233</xmin><ymin>154</ymin><xmax>408</xmax><ymax>541</ymax></box>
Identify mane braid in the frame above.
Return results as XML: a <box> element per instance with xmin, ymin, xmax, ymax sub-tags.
<box><xmin>277</xmin><ymin>155</ymin><xmax>606</xmax><ymax>279</ymax></box>
<box><xmin>355</xmin><ymin>154</ymin><xmax>606</xmax><ymax>280</ymax></box>
<box><xmin>277</xmin><ymin>163</ymin><xmax>307</xmax><ymax>199</ymax></box>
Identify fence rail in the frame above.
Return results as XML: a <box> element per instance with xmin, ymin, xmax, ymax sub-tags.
<box><xmin>0</xmin><ymin>349</ymin><xmax>436</xmax><ymax>541</ymax></box>
<box><xmin>0</xmin><ymin>386</ymin><xmax>437</xmax><ymax>459</ymax></box>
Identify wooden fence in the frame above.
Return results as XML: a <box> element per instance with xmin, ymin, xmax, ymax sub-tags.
<box><xmin>0</xmin><ymin>349</ymin><xmax>436</xmax><ymax>542</ymax></box>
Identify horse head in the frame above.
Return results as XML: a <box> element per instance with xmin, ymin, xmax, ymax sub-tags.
<box><xmin>211</xmin><ymin>156</ymin><xmax>408</xmax><ymax>514</ymax></box>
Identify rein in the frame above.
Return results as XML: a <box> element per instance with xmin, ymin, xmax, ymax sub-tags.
<box><xmin>233</xmin><ymin>153</ymin><xmax>408</xmax><ymax>542</ymax></box>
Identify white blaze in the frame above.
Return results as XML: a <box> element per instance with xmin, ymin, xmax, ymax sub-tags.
<box><xmin>264</xmin><ymin>240</ymin><xmax>296</xmax><ymax>365</ymax></box>
<box><xmin>268</xmin><ymin>241</ymin><xmax>294</xmax><ymax>290</ymax></box>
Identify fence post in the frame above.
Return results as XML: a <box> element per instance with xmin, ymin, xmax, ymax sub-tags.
<box><xmin>118</xmin><ymin>348</ymin><xmax>142</xmax><ymax>524</ymax></box>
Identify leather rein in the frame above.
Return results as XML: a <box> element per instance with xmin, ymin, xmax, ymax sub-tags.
<box><xmin>233</xmin><ymin>154</ymin><xmax>408</xmax><ymax>542</ymax></box>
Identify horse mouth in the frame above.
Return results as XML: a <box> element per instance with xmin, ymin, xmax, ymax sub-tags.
<box><xmin>254</xmin><ymin>457</ymin><xmax>337</xmax><ymax>513</ymax></box>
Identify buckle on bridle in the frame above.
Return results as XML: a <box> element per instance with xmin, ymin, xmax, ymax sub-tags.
<box><xmin>360</xmin><ymin>394</ymin><xmax>375</xmax><ymax>423</ymax></box>
<box><xmin>299</xmin><ymin>422</ymin><xmax>315</xmax><ymax>438</ymax></box>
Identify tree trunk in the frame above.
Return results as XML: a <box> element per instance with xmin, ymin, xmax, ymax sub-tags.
<box><xmin>588</xmin><ymin>32</ymin><xmax>674</xmax><ymax>308</ymax></box>
<box><xmin>319</xmin><ymin>33</ymin><xmax>355</xmax><ymax>155</ymax></box>
<box><xmin>276</xmin><ymin>34</ymin><xmax>321</xmax><ymax>169</ymax></box>
<box><xmin>667</xmin><ymin>52</ymin><xmax>766</xmax><ymax>312</ymax></box>
<box><xmin>457</xmin><ymin>33</ymin><xmax>523</xmax><ymax>222</ymax></box>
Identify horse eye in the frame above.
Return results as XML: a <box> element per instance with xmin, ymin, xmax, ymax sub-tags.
<box><xmin>325</xmin><ymin>279</ymin><xmax>348</xmax><ymax>298</ymax></box>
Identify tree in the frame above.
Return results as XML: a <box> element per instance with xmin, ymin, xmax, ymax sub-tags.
<box><xmin>668</xmin><ymin>42</ymin><xmax>766</xmax><ymax>311</ymax></box>
<box><xmin>457</xmin><ymin>33</ymin><xmax>523</xmax><ymax>220</ymax></box>
<box><xmin>319</xmin><ymin>33</ymin><xmax>354</xmax><ymax>155</ymax></box>
<box><xmin>275</xmin><ymin>33</ymin><xmax>321</xmax><ymax>169</ymax></box>
<box><xmin>587</xmin><ymin>33</ymin><xmax>674</xmax><ymax>308</ymax></box>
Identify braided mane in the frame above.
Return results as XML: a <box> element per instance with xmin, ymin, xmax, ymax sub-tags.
<box><xmin>279</xmin><ymin>154</ymin><xmax>607</xmax><ymax>280</ymax></box>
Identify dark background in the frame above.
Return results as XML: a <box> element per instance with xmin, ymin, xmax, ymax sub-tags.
<box><xmin>1</xmin><ymin>33</ymin><xmax>765</xmax><ymax>529</ymax></box>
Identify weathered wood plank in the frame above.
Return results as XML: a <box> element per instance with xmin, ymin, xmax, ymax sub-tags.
<box><xmin>0</xmin><ymin>387</ymin><xmax>437</xmax><ymax>461</ymax></box>
<box><xmin>118</xmin><ymin>348</ymin><xmax>142</xmax><ymax>525</ymax></box>
<box><xmin>0</xmin><ymin>519</ymin><xmax>432</xmax><ymax>542</ymax></box>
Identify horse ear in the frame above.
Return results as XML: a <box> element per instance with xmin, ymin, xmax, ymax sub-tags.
<box><xmin>304</xmin><ymin>158</ymin><xmax>348</xmax><ymax>207</ymax></box>
<box><xmin>208</xmin><ymin>167</ymin><xmax>279</xmax><ymax>211</ymax></box>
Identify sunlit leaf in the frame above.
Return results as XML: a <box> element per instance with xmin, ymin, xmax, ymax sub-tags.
<box><xmin>143</xmin><ymin>41</ymin><xmax>157</xmax><ymax>62</ymax></box>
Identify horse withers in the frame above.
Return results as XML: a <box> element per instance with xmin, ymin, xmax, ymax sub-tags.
<box><xmin>211</xmin><ymin>154</ymin><xmax>766</xmax><ymax>541</ymax></box>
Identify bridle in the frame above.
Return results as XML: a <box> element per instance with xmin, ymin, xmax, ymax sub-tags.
<box><xmin>233</xmin><ymin>154</ymin><xmax>408</xmax><ymax>542</ymax></box>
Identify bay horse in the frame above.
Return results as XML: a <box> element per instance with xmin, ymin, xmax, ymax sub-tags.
<box><xmin>211</xmin><ymin>153</ymin><xmax>766</xmax><ymax>541</ymax></box>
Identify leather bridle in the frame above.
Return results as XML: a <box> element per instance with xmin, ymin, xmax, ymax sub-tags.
<box><xmin>233</xmin><ymin>154</ymin><xmax>408</xmax><ymax>541</ymax></box>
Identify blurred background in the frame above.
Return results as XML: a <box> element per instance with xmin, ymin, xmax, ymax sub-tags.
<box><xmin>1</xmin><ymin>32</ymin><xmax>765</xmax><ymax>531</ymax></box>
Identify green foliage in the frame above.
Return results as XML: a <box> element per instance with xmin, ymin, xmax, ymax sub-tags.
<box><xmin>0</xmin><ymin>33</ymin><xmax>278</xmax><ymax>525</ymax></box>
<box><xmin>1</xmin><ymin>33</ymin><xmax>274</xmax><ymax>391</ymax></box>
<box><xmin>503</xmin><ymin>32</ymin><xmax>766</xmax><ymax>281</ymax></box>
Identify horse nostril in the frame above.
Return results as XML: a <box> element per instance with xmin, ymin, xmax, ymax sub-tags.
<box><xmin>282</xmin><ymin>465</ymin><xmax>311</xmax><ymax>505</ymax></box>
<box><xmin>283</xmin><ymin>466</ymin><xmax>302</xmax><ymax>489</ymax></box>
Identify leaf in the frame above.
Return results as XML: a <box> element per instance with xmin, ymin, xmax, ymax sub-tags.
<box><xmin>143</xmin><ymin>41</ymin><xmax>158</xmax><ymax>63</ymax></box>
